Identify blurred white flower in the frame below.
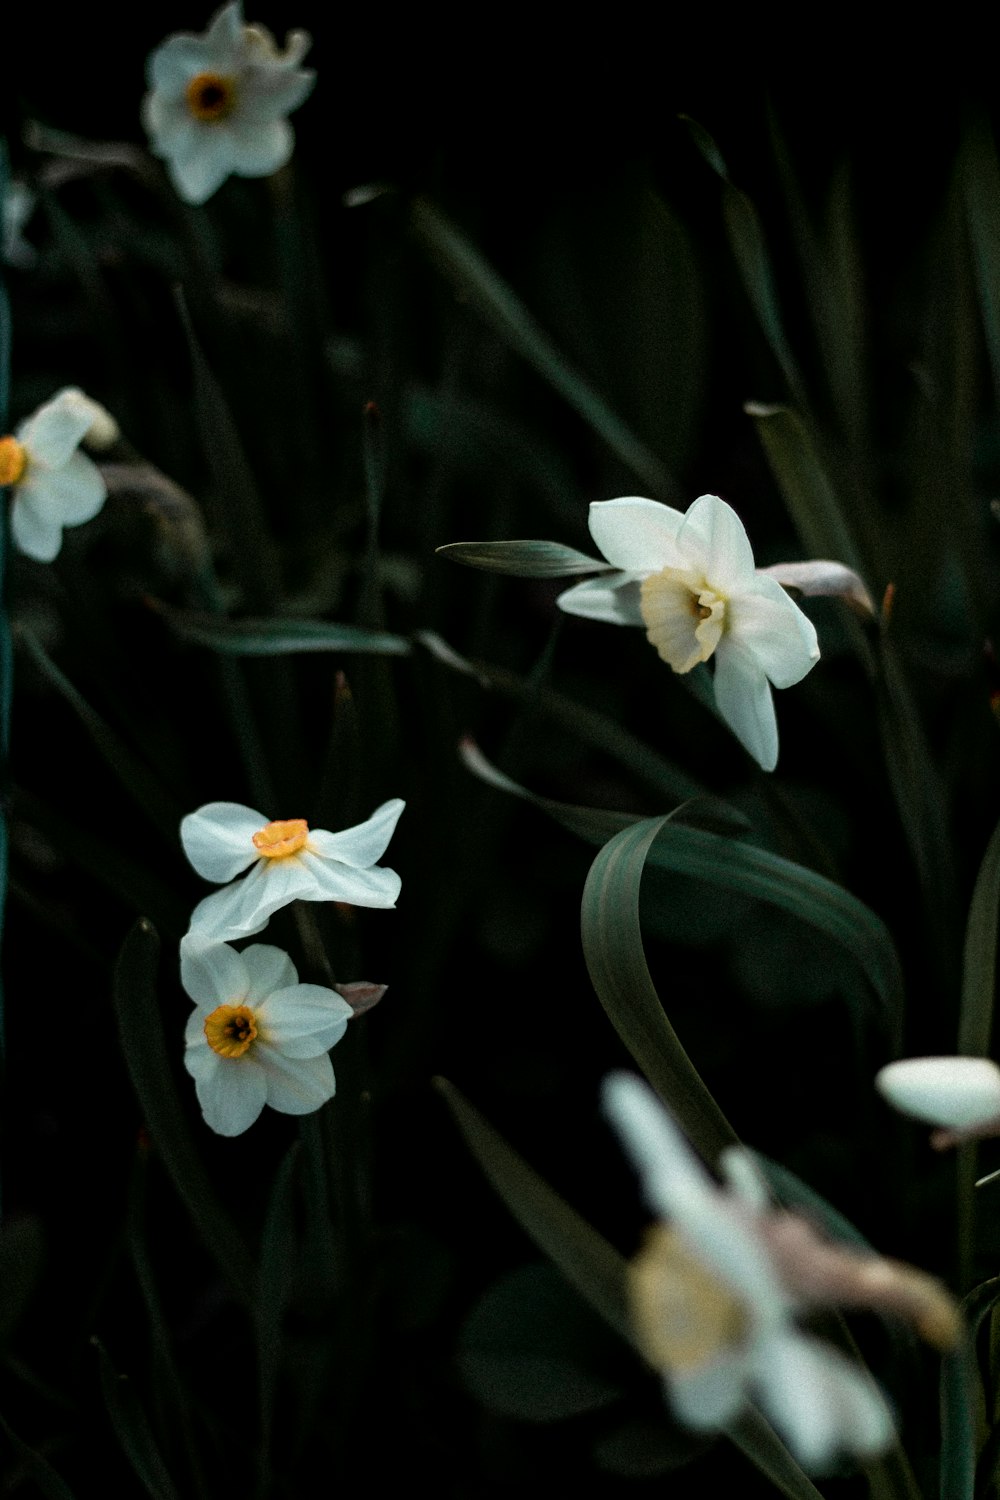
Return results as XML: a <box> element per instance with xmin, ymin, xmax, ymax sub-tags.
<box><xmin>3</xmin><ymin>180</ymin><xmax>37</xmax><ymax>269</ymax></box>
<box><xmin>603</xmin><ymin>1074</ymin><xmax>954</xmax><ymax>1471</ymax></box>
<box><xmin>2</xmin><ymin>388</ymin><xmax>109</xmax><ymax>561</ymax></box>
<box><xmin>876</xmin><ymin>1056</ymin><xmax>1000</xmax><ymax>1148</ymax></box>
<box><xmin>142</xmin><ymin>1</ymin><xmax>315</xmax><ymax>205</ymax></box>
<box><xmin>557</xmin><ymin>494</ymin><xmax>820</xmax><ymax>770</ymax></box>
<box><xmin>181</xmin><ymin>798</ymin><xmax>404</xmax><ymax>943</ymax></box>
<box><xmin>182</xmin><ymin>937</ymin><xmax>353</xmax><ymax>1135</ymax></box>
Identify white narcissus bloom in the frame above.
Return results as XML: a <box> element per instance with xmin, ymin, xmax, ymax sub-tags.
<box><xmin>603</xmin><ymin>1074</ymin><xmax>897</xmax><ymax>1471</ymax></box>
<box><xmin>556</xmin><ymin>494</ymin><xmax>820</xmax><ymax>771</ymax></box>
<box><xmin>181</xmin><ymin>798</ymin><xmax>404</xmax><ymax>943</ymax></box>
<box><xmin>876</xmin><ymin>1056</ymin><xmax>1000</xmax><ymax>1147</ymax></box>
<box><xmin>182</xmin><ymin>938</ymin><xmax>353</xmax><ymax>1135</ymax></box>
<box><xmin>1</xmin><ymin>388</ymin><xmax>110</xmax><ymax>561</ymax></box>
<box><xmin>142</xmin><ymin>2</ymin><xmax>315</xmax><ymax>206</ymax></box>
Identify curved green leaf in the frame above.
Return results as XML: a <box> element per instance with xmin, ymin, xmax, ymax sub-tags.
<box><xmin>940</xmin><ymin>1276</ymin><xmax>999</xmax><ymax>1500</ymax></box>
<box><xmin>93</xmin><ymin>1338</ymin><xmax>181</xmax><ymax>1500</ymax></box>
<box><xmin>436</xmin><ymin>539</ymin><xmax>610</xmax><ymax>578</ymax></box>
<box><xmin>158</xmin><ymin>606</ymin><xmax>410</xmax><ymax>658</ymax></box>
<box><xmin>0</xmin><ymin>1410</ymin><xmax>76</xmax><ymax>1500</ymax></box>
<box><xmin>959</xmin><ymin>815</ymin><xmax>1000</xmax><ymax>1057</ymax></box>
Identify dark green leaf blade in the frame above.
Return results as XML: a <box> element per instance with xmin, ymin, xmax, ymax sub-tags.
<box><xmin>436</xmin><ymin>539</ymin><xmax>611</xmax><ymax>578</ymax></box>
<box><xmin>93</xmin><ymin>1338</ymin><xmax>181</xmax><ymax>1500</ymax></box>
<box><xmin>157</xmin><ymin>605</ymin><xmax>411</xmax><ymax>657</ymax></box>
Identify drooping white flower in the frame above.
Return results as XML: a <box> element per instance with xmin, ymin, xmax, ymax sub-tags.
<box><xmin>142</xmin><ymin>2</ymin><xmax>315</xmax><ymax>206</ymax></box>
<box><xmin>181</xmin><ymin>798</ymin><xmax>404</xmax><ymax>943</ymax></box>
<box><xmin>604</xmin><ymin>1074</ymin><xmax>904</xmax><ymax>1471</ymax></box>
<box><xmin>182</xmin><ymin>937</ymin><xmax>353</xmax><ymax>1135</ymax></box>
<box><xmin>876</xmin><ymin>1056</ymin><xmax>1000</xmax><ymax>1147</ymax></box>
<box><xmin>556</xmin><ymin>495</ymin><xmax>820</xmax><ymax>771</ymax></box>
<box><xmin>2</xmin><ymin>388</ymin><xmax>109</xmax><ymax>562</ymax></box>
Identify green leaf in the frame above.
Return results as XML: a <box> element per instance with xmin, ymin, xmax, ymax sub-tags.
<box><xmin>436</xmin><ymin>539</ymin><xmax>611</xmax><ymax>578</ymax></box>
<box><xmin>940</xmin><ymin>1276</ymin><xmax>1000</xmax><ymax>1500</ymax></box>
<box><xmin>962</xmin><ymin>118</ymin><xmax>1000</xmax><ymax>407</ymax></box>
<box><xmin>581</xmin><ymin>816</ymin><xmax>738</xmax><ymax>1162</ymax></box>
<box><xmin>0</xmin><ymin>1215</ymin><xmax>44</xmax><ymax>1351</ymax></box>
<box><xmin>112</xmin><ymin>921</ymin><xmax>255</xmax><ymax>1301</ymax></box>
<box><xmin>256</xmin><ymin>1142</ymin><xmax>300</xmax><ymax>1473</ymax></box>
<box><xmin>959</xmin><ymin>815</ymin><xmax>1000</xmax><ymax>1057</ymax></box>
<box><xmin>410</xmin><ymin>197</ymin><xmax>672</xmax><ymax>495</ymax></box>
<box><xmin>93</xmin><ymin>1338</ymin><xmax>182</xmax><ymax>1500</ymax></box>
<box><xmin>0</xmin><ymin>1410</ymin><xmax>77</xmax><ymax>1500</ymax></box>
<box><xmin>728</xmin><ymin>1411</ymin><xmax>826</xmax><ymax>1500</ymax></box>
<box><xmin>157</xmin><ymin>605</ymin><xmax>411</xmax><ymax>657</ymax></box>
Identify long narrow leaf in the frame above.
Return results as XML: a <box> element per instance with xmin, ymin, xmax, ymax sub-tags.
<box><xmin>436</xmin><ymin>540</ymin><xmax>610</xmax><ymax>578</ymax></box>
<box><xmin>157</xmin><ymin>605</ymin><xmax>410</xmax><ymax>658</ymax></box>
<box><xmin>93</xmin><ymin>1339</ymin><xmax>181</xmax><ymax>1500</ymax></box>
<box><xmin>0</xmin><ymin>1411</ymin><xmax>76</xmax><ymax>1500</ymax></box>
<box><xmin>940</xmin><ymin>1276</ymin><xmax>1000</xmax><ymax>1500</ymax></box>
<box><xmin>959</xmin><ymin>815</ymin><xmax>1000</xmax><ymax>1056</ymax></box>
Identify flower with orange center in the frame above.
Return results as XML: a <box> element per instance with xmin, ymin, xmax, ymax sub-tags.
<box><xmin>142</xmin><ymin>2</ymin><xmax>315</xmax><ymax>205</ymax></box>
<box><xmin>3</xmin><ymin>388</ymin><xmax>111</xmax><ymax>562</ymax></box>
<box><xmin>181</xmin><ymin>797</ymin><xmax>404</xmax><ymax>944</ymax></box>
<box><xmin>182</xmin><ymin>938</ymin><xmax>354</xmax><ymax>1136</ymax></box>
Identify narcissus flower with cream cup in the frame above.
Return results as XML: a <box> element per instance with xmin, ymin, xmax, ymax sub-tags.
<box><xmin>604</xmin><ymin>1074</ymin><xmax>958</xmax><ymax>1470</ymax></box>
<box><xmin>182</xmin><ymin>938</ymin><xmax>353</xmax><ymax>1135</ymax></box>
<box><xmin>876</xmin><ymin>1056</ymin><xmax>1000</xmax><ymax>1148</ymax></box>
<box><xmin>142</xmin><ymin>1</ymin><xmax>315</xmax><ymax>205</ymax></box>
<box><xmin>2</xmin><ymin>388</ymin><xmax>110</xmax><ymax>562</ymax></box>
<box><xmin>556</xmin><ymin>494</ymin><xmax>820</xmax><ymax>771</ymax></box>
<box><xmin>181</xmin><ymin>798</ymin><xmax>404</xmax><ymax>944</ymax></box>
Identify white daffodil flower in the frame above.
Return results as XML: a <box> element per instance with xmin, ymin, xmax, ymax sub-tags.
<box><xmin>142</xmin><ymin>1</ymin><xmax>315</xmax><ymax>206</ymax></box>
<box><xmin>876</xmin><ymin>1056</ymin><xmax>1000</xmax><ymax>1147</ymax></box>
<box><xmin>556</xmin><ymin>494</ymin><xmax>820</xmax><ymax>771</ymax></box>
<box><xmin>181</xmin><ymin>937</ymin><xmax>353</xmax><ymax>1135</ymax></box>
<box><xmin>181</xmin><ymin>798</ymin><xmax>404</xmax><ymax>943</ymax></box>
<box><xmin>603</xmin><ymin>1074</ymin><xmax>896</xmax><ymax>1471</ymax></box>
<box><xmin>2</xmin><ymin>388</ymin><xmax>109</xmax><ymax>562</ymax></box>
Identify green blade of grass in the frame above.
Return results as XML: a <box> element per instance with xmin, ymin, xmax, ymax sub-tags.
<box><xmin>940</xmin><ymin>1277</ymin><xmax>999</xmax><ymax>1500</ymax></box>
<box><xmin>958</xmin><ymin>815</ymin><xmax>1000</xmax><ymax>1057</ymax></box>
<box><xmin>410</xmin><ymin>197</ymin><xmax>673</xmax><ymax>495</ymax></box>
<box><xmin>0</xmin><ymin>1411</ymin><xmax>77</xmax><ymax>1500</ymax></box>
<box><xmin>156</xmin><ymin>605</ymin><xmax>411</xmax><ymax>657</ymax></box>
<box><xmin>436</xmin><ymin>539</ymin><xmax>610</xmax><ymax>578</ymax></box>
<box><xmin>92</xmin><ymin>1339</ymin><xmax>181</xmax><ymax>1500</ymax></box>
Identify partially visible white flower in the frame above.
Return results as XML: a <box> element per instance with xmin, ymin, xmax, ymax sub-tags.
<box><xmin>604</xmin><ymin>1074</ymin><xmax>939</xmax><ymax>1471</ymax></box>
<box><xmin>3</xmin><ymin>180</ymin><xmax>37</xmax><ymax>270</ymax></box>
<box><xmin>182</xmin><ymin>937</ymin><xmax>353</xmax><ymax>1135</ymax></box>
<box><xmin>876</xmin><ymin>1056</ymin><xmax>1000</xmax><ymax>1148</ymax></box>
<box><xmin>181</xmin><ymin>798</ymin><xmax>404</xmax><ymax>943</ymax></box>
<box><xmin>2</xmin><ymin>388</ymin><xmax>109</xmax><ymax>561</ymax></box>
<box><xmin>142</xmin><ymin>1</ymin><xmax>315</xmax><ymax>205</ymax></box>
<box><xmin>556</xmin><ymin>494</ymin><xmax>820</xmax><ymax>771</ymax></box>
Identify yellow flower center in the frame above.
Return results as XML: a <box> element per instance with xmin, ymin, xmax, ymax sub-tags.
<box><xmin>204</xmin><ymin>1003</ymin><xmax>258</xmax><ymax>1058</ymax></box>
<box><xmin>629</xmin><ymin>1225</ymin><xmax>748</xmax><ymax>1373</ymax></box>
<box><xmin>639</xmin><ymin>567</ymin><xmax>726</xmax><ymax>674</ymax></box>
<box><xmin>0</xmin><ymin>436</ymin><xmax>27</xmax><ymax>487</ymax></box>
<box><xmin>185</xmin><ymin>72</ymin><xmax>237</xmax><ymax>122</ymax></box>
<box><xmin>252</xmin><ymin>818</ymin><xmax>309</xmax><ymax>859</ymax></box>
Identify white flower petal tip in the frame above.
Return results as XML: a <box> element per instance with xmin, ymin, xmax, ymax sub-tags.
<box><xmin>5</xmin><ymin>387</ymin><xmax>109</xmax><ymax>562</ymax></box>
<box><xmin>181</xmin><ymin>799</ymin><xmax>404</xmax><ymax>943</ymax></box>
<box><xmin>334</xmin><ymin>981</ymin><xmax>388</xmax><ymax>1017</ymax></box>
<box><xmin>142</xmin><ymin>1</ymin><xmax>316</xmax><ymax>205</ymax></box>
<box><xmin>558</xmin><ymin>493</ymin><xmax>822</xmax><ymax>770</ymax></box>
<box><xmin>876</xmin><ymin>1056</ymin><xmax>1000</xmax><ymax>1135</ymax></box>
<box><xmin>761</xmin><ymin>560</ymin><xmax>876</xmax><ymax>617</ymax></box>
<box><xmin>183</xmin><ymin>939</ymin><xmax>351</xmax><ymax>1135</ymax></box>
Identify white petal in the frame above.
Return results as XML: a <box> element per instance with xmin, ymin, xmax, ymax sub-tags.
<box><xmin>308</xmin><ymin>799</ymin><xmax>404</xmax><ymax>868</ymax></box>
<box><xmin>142</xmin><ymin>91</ymin><xmax>201</xmax><ymax>157</ymax></box>
<box><xmin>677</xmin><ymin>495</ymin><xmax>756</xmax><ymax>591</ymax></box>
<box><xmin>225</xmin><ymin>116</ymin><xmax>295</xmax><ymax>179</ymax></box>
<box><xmin>876</xmin><ymin>1057</ymin><xmax>1000</xmax><ymax>1130</ymax></box>
<box><xmin>147</xmin><ymin>36</ymin><xmax>218</xmax><ymax>92</ymax></box>
<box><xmin>203</xmin><ymin>1</ymin><xmax>246</xmax><ymax>58</ymax></box>
<box><xmin>9</xmin><ymin>491</ymin><xmax>63</xmax><ymax>561</ymax></box>
<box><xmin>753</xmin><ymin>1331</ymin><xmax>894</xmax><ymax>1469</ymax></box>
<box><xmin>165</xmin><ymin>139</ymin><xmax>234</xmax><ymax>206</ymax></box>
<box><xmin>195</xmin><ymin>1055</ymin><xmax>267</xmax><ymax>1136</ymax></box>
<box><xmin>183</xmin><ymin>1026</ymin><xmax>216</xmax><ymax>1078</ymax></box>
<box><xmin>18</xmin><ymin>388</ymin><xmax>96</xmax><ymax>468</ymax></box>
<box><xmin>727</xmin><ymin>574</ymin><xmax>819</xmax><ymax>689</ymax></box>
<box><xmin>601</xmin><ymin>1074</ymin><xmax>711</xmax><ymax>1219</ymax></box>
<box><xmin>297</xmin><ymin>852</ymin><xmax>401</xmax><ymax>908</ymax></box>
<box><xmin>588</xmin><ymin>497</ymin><xmax>688</xmax><ymax>572</ymax></box>
<box><xmin>231</xmin><ymin>856</ymin><xmax>319</xmax><ymax>930</ymax></box>
<box><xmin>712</xmin><ymin>639</ymin><xmax>779</xmax><ymax>771</ymax></box>
<box><xmin>718</xmin><ymin>1147</ymin><xmax>772</xmax><ymax>1214</ymax></box>
<box><xmin>237</xmin><ymin>68</ymin><xmax>315</xmax><ymax>123</ymax></box>
<box><xmin>241</xmin><ymin>943</ymin><xmax>297</xmax><ymax>1002</ymax></box>
<box><xmin>19</xmin><ymin>453</ymin><xmax>106</xmax><ymax>527</ymax></box>
<box><xmin>180</xmin><ymin>936</ymin><xmax>249</xmax><ymax>1007</ymax></box>
<box><xmin>180</xmin><ymin>802</ymin><xmax>265</xmax><ymax>881</ymax></box>
<box><xmin>187</xmin><ymin>881</ymin><xmax>255</xmax><ymax>944</ymax></box>
<box><xmin>259</xmin><ymin>1048</ymin><xmax>336</xmax><ymax>1114</ymax></box>
<box><xmin>675</xmin><ymin>1193</ymin><xmax>787</xmax><ymax>1325</ymax></box>
<box><xmin>256</xmin><ymin>984</ymin><xmax>352</xmax><ymax>1057</ymax></box>
<box><xmin>760</xmin><ymin>560</ymin><xmax>875</xmax><ymax>616</ymax></box>
<box><xmin>555</xmin><ymin>575</ymin><xmax>645</xmax><ymax>626</ymax></box>
<box><xmin>667</xmin><ymin>1353</ymin><xmax>750</xmax><ymax>1430</ymax></box>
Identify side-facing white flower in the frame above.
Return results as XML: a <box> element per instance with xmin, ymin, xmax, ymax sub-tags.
<box><xmin>2</xmin><ymin>388</ymin><xmax>109</xmax><ymax>561</ymax></box>
<box><xmin>142</xmin><ymin>1</ymin><xmax>315</xmax><ymax>206</ymax></box>
<box><xmin>181</xmin><ymin>798</ymin><xmax>404</xmax><ymax>943</ymax></box>
<box><xmin>556</xmin><ymin>494</ymin><xmax>820</xmax><ymax>771</ymax></box>
<box><xmin>182</xmin><ymin>937</ymin><xmax>353</xmax><ymax>1135</ymax></box>
<box><xmin>604</xmin><ymin>1074</ymin><xmax>898</xmax><ymax>1471</ymax></box>
<box><xmin>876</xmin><ymin>1056</ymin><xmax>1000</xmax><ymax>1148</ymax></box>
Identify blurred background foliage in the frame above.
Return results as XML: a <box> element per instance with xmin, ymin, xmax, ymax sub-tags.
<box><xmin>3</xmin><ymin>13</ymin><xmax>1000</xmax><ymax>1495</ymax></box>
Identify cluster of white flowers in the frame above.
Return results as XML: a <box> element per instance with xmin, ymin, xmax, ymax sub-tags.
<box><xmin>178</xmin><ymin>798</ymin><xmax>404</xmax><ymax>1135</ymax></box>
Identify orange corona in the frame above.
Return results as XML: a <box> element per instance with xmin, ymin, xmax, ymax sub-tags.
<box><xmin>185</xmin><ymin>72</ymin><xmax>236</xmax><ymax>122</ymax></box>
<box><xmin>252</xmin><ymin>818</ymin><xmax>309</xmax><ymax>859</ymax></box>
<box><xmin>0</xmin><ymin>436</ymin><xmax>27</xmax><ymax>487</ymax></box>
<box><xmin>204</xmin><ymin>1004</ymin><xmax>257</xmax><ymax>1059</ymax></box>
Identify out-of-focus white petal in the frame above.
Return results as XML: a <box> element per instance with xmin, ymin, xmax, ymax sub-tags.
<box><xmin>165</xmin><ymin>143</ymin><xmax>234</xmax><ymax>206</ymax></box>
<box><xmin>308</xmin><ymin>799</ymin><xmax>405</xmax><ymax>868</ymax></box>
<box><xmin>180</xmin><ymin>936</ymin><xmax>249</xmax><ymax>1008</ymax></box>
<box><xmin>668</xmin><ymin>1353</ymin><xmax>749</xmax><ymax>1430</ymax></box>
<box><xmin>238</xmin><ymin>68</ymin><xmax>315</xmax><ymax>122</ymax></box>
<box><xmin>676</xmin><ymin>494</ymin><xmax>756</xmax><ymax>592</ymax></box>
<box><xmin>241</xmin><ymin>943</ymin><xmax>297</xmax><ymax>1003</ymax></box>
<box><xmin>256</xmin><ymin>984</ymin><xmax>352</xmax><ymax>1057</ymax></box>
<box><xmin>20</xmin><ymin>453</ymin><xmax>106</xmax><ymax>526</ymax></box>
<box><xmin>9</xmin><ymin>492</ymin><xmax>62</xmax><ymax>562</ymax></box>
<box><xmin>181</xmin><ymin>802</ymin><xmax>264</xmax><ymax>881</ymax></box>
<box><xmin>203</xmin><ymin>0</ymin><xmax>246</xmax><ymax>56</ymax></box>
<box><xmin>718</xmin><ymin>1147</ymin><xmax>772</xmax><ymax>1215</ymax></box>
<box><xmin>225</xmin><ymin>117</ymin><xmax>294</xmax><ymax>178</ymax></box>
<box><xmin>601</xmin><ymin>1073</ymin><xmax>711</xmax><ymax>1220</ymax></box>
<box><xmin>712</xmin><ymin>639</ymin><xmax>779</xmax><ymax>772</ymax></box>
<box><xmin>588</xmin><ymin>497</ymin><xmax>687</xmax><ymax>572</ymax></box>
<box><xmin>148</xmin><ymin>36</ymin><xmax>217</xmax><ymax>90</ymax></box>
<box><xmin>17</xmin><ymin>388</ymin><xmax>97</xmax><ymax>468</ymax></box>
<box><xmin>195</xmin><ymin>1055</ymin><xmax>268</xmax><ymax>1136</ymax></box>
<box><xmin>259</xmin><ymin>1048</ymin><xmax>336</xmax><ymax>1114</ymax></box>
<box><xmin>727</xmin><ymin>573</ymin><xmax>819</xmax><ymax>688</ymax></box>
<box><xmin>876</xmin><ymin>1056</ymin><xmax>1000</xmax><ymax>1130</ymax></box>
<box><xmin>754</xmin><ymin>1331</ymin><xmax>894</xmax><ymax>1469</ymax></box>
<box><xmin>555</xmin><ymin>575</ymin><xmax>645</xmax><ymax>626</ymax></box>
